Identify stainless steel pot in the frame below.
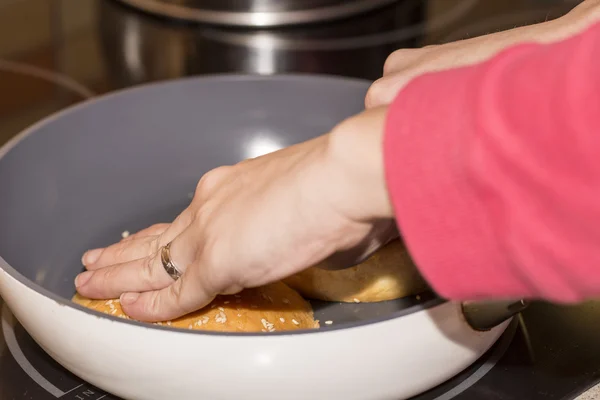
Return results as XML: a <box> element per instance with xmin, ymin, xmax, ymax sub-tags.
<box><xmin>114</xmin><ymin>0</ymin><xmax>400</xmax><ymax>27</ymax></box>
<box><xmin>99</xmin><ymin>0</ymin><xmax>425</xmax><ymax>86</ymax></box>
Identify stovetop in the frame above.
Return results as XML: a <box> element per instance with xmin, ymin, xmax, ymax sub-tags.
<box><xmin>0</xmin><ymin>0</ymin><xmax>599</xmax><ymax>399</ymax></box>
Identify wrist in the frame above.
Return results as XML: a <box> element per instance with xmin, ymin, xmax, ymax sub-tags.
<box><xmin>324</xmin><ymin>106</ymin><xmax>394</xmax><ymax>222</ymax></box>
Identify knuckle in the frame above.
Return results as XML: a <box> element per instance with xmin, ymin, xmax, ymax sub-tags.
<box><xmin>192</xmin><ymin>205</ymin><xmax>210</xmax><ymax>225</ymax></box>
<box><xmin>190</xmin><ymin>204</ymin><xmax>216</xmax><ymax>233</ymax></box>
<box><xmin>364</xmin><ymin>88</ymin><xmax>376</xmax><ymax>109</ymax></box>
<box><xmin>195</xmin><ymin>166</ymin><xmax>231</xmax><ymax>197</ymax></box>
<box><xmin>149</xmin><ymin>237</ymin><xmax>161</xmax><ymax>254</ymax></box>
<box><xmin>382</xmin><ymin>50</ymin><xmax>402</xmax><ymax>75</ymax></box>
<box><xmin>332</xmin><ymin>113</ymin><xmax>359</xmax><ymax>136</ymax></box>
<box><xmin>383</xmin><ymin>48</ymin><xmax>423</xmax><ymax>76</ymax></box>
<box><xmin>144</xmin><ymin>283</ymin><xmax>184</xmax><ymax>319</ymax></box>
<box><xmin>365</xmin><ymin>78</ymin><xmax>386</xmax><ymax>109</ymax></box>
<box><xmin>95</xmin><ymin>267</ymin><xmax>115</xmax><ymax>294</ymax></box>
<box><xmin>144</xmin><ymin>291</ymin><xmax>162</xmax><ymax>316</ymax></box>
<box><xmin>141</xmin><ymin>256</ymin><xmax>159</xmax><ymax>288</ymax></box>
<box><xmin>113</xmin><ymin>244</ymin><xmax>128</xmax><ymax>261</ymax></box>
<box><xmin>168</xmin><ymin>280</ymin><xmax>184</xmax><ymax>305</ymax></box>
<box><xmin>148</xmin><ymin>223</ymin><xmax>167</xmax><ymax>233</ymax></box>
<box><xmin>330</xmin><ymin>109</ymin><xmax>372</xmax><ymax>141</ymax></box>
<box><xmin>198</xmin><ymin>243</ymin><xmax>227</xmax><ymax>294</ymax></box>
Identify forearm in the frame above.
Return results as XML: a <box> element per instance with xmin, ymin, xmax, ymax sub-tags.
<box><xmin>326</xmin><ymin>107</ymin><xmax>393</xmax><ymax>222</ymax></box>
<box><xmin>384</xmin><ymin>21</ymin><xmax>600</xmax><ymax>302</ymax></box>
<box><xmin>435</xmin><ymin>0</ymin><xmax>600</xmax><ymax>61</ymax></box>
<box><xmin>366</xmin><ymin>0</ymin><xmax>600</xmax><ymax>110</ymax></box>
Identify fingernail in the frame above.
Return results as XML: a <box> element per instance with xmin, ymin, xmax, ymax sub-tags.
<box><xmin>75</xmin><ymin>271</ymin><xmax>93</xmax><ymax>288</ymax></box>
<box><xmin>82</xmin><ymin>248</ymin><xmax>103</xmax><ymax>266</ymax></box>
<box><xmin>120</xmin><ymin>292</ymin><xmax>140</xmax><ymax>305</ymax></box>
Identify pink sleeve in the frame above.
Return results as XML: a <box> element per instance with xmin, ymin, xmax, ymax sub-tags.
<box><xmin>384</xmin><ymin>22</ymin><xmax>600</xmax><ymax>303</ymax></box>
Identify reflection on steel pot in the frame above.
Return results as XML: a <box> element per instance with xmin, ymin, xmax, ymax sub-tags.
<box><xmin>113</xmin><ymin>0</ymin><xmax>401</xmax><ymax>27</ymax></box>
<box><xmin>98</xmin><ymin>0</ymin><xmax>426</xmax><ymax>87</ymax></box>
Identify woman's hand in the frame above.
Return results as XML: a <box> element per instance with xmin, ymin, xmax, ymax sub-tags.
<box><xmin>75</xmin><ymin>107</ymin><xmax>395</xmax><ymax>322</ymax></box>
<box><xmin>365</xmin><ymin>0</ymin><xmax>600</xmax><ymax>108</ymax></box>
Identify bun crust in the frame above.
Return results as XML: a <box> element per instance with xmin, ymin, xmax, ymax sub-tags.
<box><xmin>72</xmin><ymin>282</ymin><xmax>319</xmax><ymax>333</ymax></box>
<box><xmin>283</xmin><ymin>240</ymin><xmax>428</xmax><ymax>303</ymax></box>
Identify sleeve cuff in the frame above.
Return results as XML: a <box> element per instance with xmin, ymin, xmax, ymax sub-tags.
<box><xmin>383</xmin><ymin>64</ymin><xmax>532</xmax><ymax>301</ymax></box>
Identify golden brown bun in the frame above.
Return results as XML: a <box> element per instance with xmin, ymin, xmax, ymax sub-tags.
<box><xmin>283</xmin><ymin>240</ymin><xmax>428</xmax><ymax>303</ymax></box>
<box><xmin>72</xmin><ymin>282</ymin><xmax>319</xmax><ymax>333</ymax></box>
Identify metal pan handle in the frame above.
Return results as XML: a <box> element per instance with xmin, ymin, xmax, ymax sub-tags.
<box><xmin>461</xmin><ymin>299</ymin><xmax>529</xmax><ymax>331</ymax></box>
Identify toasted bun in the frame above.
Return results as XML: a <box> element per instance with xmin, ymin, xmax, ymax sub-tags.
<box><xmin>283</xmin><ymin>240</ymin><xmax>428</xmax><ymax>303</ymax></box>
<box><xmin>72</xmin><ymin>282</ymin><xmax>319</xmax><ymax>333</ymax></box>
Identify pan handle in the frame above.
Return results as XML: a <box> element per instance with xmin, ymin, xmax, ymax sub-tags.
<box><xmin>461</xmin><ymin>299</ymin><xmax>529</xmax><ymax>331</ymax></box>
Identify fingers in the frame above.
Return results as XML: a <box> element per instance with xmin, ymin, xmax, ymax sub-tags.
<box><xmin>146</xmin><ymin>207</ymin><xmax>195</xmax><ymax>252</ymax></box>
<box><xmin>120</xmin><ymin>260</ymin><xmax>219</xmax><ymax>322</ymax></box>
<box><xmin>82</xmin><ymin>208</ymin><xmax>194</xmax><ymax>270</ymax></box>
<box><xmin>75</xmin><ymin>230</ymin><xmax>197</xmax><ymax>301</ymax></box>
<box><xmin>75</xmin><ymin>255</ymin><xmax>173</xmax><ymax>299</ymax></box>
<box><xmin>82</xmin><ymin>224</ymin><xmax>170</xmax><ymax>271</ymax></box>
<box><xmin>83</xmin><ymin>236</ymin><xmax>158</xmax><ymax>271</ymax></box>
<box><xmin>75</xmin><ymin>170</ymin><xmax>239</xmax><ymax>322</ymax></box>
<box><xmin>121</xmin><ymin>223</ymin><xmax>169</xmax><ymax>242</ymax></box>
<box><xmin>120</xmin><ymin>229</ymin><xmax>228</xmax><ymax>322</ymax></box>
<box><xmin>80</xmin><ymin>169</ymin><xmax>229</xmax><ymax>273</ymax></box>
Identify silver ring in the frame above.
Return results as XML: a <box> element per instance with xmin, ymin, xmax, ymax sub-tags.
<box><xmin>161</xmin><ymin>242</ymin><xmax>182</xmax><ymax>281</ymax></box>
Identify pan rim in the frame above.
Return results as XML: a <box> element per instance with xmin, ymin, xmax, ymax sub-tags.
<box><xmin>0</xmin><ymin>73</ymin><xmax>447</xmax><ymax>337</ymax></box>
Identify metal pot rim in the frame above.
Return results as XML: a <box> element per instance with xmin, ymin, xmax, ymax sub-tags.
<box><xmin>114</xmin><ymin>0</ymin><xmax>399</xmax><ymax>27</ymax></box>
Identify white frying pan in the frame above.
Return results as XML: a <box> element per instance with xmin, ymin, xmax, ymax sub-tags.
<box><xmin>0</xmin><ymin>75</ymin><xmax>525</xmax><ymax>400</ymax></box>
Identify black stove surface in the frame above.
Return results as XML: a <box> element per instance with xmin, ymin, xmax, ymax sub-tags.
<box><xmin>0</xmin><ymin>0</ymin><xmax>598</xmax><ymax>399</ymax></box>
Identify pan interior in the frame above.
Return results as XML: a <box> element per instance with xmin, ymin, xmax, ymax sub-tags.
<box><xmin>0</xmin><ymin>75</ymin><xmax>438</xmax><ymax>330</ymax></box>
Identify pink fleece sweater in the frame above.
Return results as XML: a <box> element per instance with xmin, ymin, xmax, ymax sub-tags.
<box><xmin>384</xmin><ymin>22</ymin><xmax>600</xmax><ymax>302</ymax></box>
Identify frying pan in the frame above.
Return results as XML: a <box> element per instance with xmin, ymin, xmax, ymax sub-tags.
<box><xmin>0</xmin><ymin>75</ymin><xmax>526</xmax><ymax>400</ymax></box>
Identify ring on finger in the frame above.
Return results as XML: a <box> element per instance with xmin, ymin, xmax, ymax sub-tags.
<box><xmin>160</xmin><ymin>242</ymin><xmax>182</xmax><ymax>281</ymax></box>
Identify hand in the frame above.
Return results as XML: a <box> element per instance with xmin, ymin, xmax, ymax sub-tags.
<box><xmin>74</xmin><ymin>107</ymin><xmax>395</xmax><ymax>322</ymax></box>
<box><xmin>365</xmin><ymin>0</ymin><xmax>599</xmax><ymax>109</ymax></box>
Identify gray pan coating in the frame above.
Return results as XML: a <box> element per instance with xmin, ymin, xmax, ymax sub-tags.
<box><xmin>0</xmin><ymin>74</ymin><xmax>441</xmax><ymax>335</ymax></box>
